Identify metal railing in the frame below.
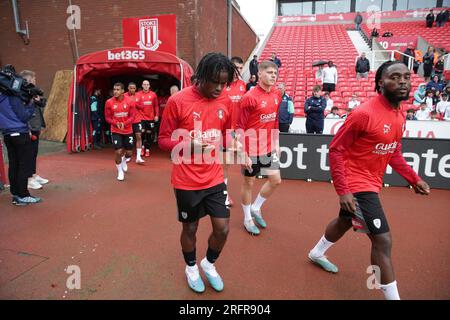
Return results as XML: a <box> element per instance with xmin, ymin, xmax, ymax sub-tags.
<box><xmin>369</xmin><ymin>50</ymin><xmax>415</xmax><ymax>71</ymax></box>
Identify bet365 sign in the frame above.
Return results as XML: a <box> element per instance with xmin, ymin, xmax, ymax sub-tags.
<box><xmin>122</xmin><ymin>14</ymin><xmax>176</xmax><ymax>55</ymax></box>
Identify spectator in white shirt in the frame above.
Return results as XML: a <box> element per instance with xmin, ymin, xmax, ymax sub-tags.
<box><xmin>415</xmin><ymin>103</ymin><xmax>431</xmax><ymax>120</ymax></box>
<box><xmin>326</xmin><ymin>106</ymin><xmax>341</xmax><ymax>118</ymax></box>
<box><xmin>324</xmin><ymin>91</ymin><xmax>334</xmax><ymax>111</ymax></box>
<box><xmin>321</xmin><ymin>61</ymin><xmax>338</xmax><ymax>92</ymax></box>
<box><xmin>443</xmin><ymin>104</ymin><xmax>450</xmax><ymax>121</ymax></box>
<box><xmin>425</xmin><ymin>90</ymin><xmax>434</xmax><ymax>110</ymax></box>
<box><xmin>436</xmin><ymin>93</ymin><xmax>450</xmax><ymax>116</ymax></box>
<box><xmin>347</xmin><ymin>94</ymin><xmax>361</xmax><ymax>111</ymax></box>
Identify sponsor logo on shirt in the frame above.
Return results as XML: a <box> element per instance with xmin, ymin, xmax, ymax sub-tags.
<box><xmin>114</xmin><ymin>112</ymin><xmax>129</xmax><ymax>117</ymax></box>
<box><xmin>143</xmin><ymin>101</ymin><xmax>152</xmax><ymax>105</ymax></box>
<box><xmin>229</xmin><ymin>95</ymin><xmax>243</xmax><ymax>102</ymax></box>
<box><xmin>260</xmin><ymin>112</ymin><xmax>277</xmax><ymax>123</ymax></box>
<box><xmin>373</xmin><ymin>141</ymin><xmax>397</xmax><ymax>155</ymax></box>
<box><xmin>189</xmin><ymin>129</ymin><xmax>221</xmax><ymax>142</ymax></box>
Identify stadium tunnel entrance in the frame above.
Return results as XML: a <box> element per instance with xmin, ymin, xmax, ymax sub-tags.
<box><xmin>67</xmin><ymin>47</ymin><xmax>194</xmax><ymax>153</ymax></box>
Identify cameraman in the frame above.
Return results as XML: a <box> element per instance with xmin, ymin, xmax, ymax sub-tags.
<box><xmin>20</xmin><ymin>70</ymin><xmax>49</xmax><ymax>189</ymax></box>
<box><xmin>0</xmin><ymin>80</ymin><xmax>42</xmax><ymax>205</ymax></box>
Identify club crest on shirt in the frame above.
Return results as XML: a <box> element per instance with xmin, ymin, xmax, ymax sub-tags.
<box><xmin>218</xmin><ymin>109</ymin><xmax>224</xmax><ymax>119</ymax></box>
<box><xmin>274</xmin><ymin>98</ymin><xmax>279</xmax><ymax>105</ymax></box>
<box><xmin>240</xmin><ymin>85</ymin><xmax>245</xmax><ymax>92</ymax></box>
<box><xmin>383</xmin><ymin>123</ymin><xmax>391</xmax><ymax>134</ymax></box>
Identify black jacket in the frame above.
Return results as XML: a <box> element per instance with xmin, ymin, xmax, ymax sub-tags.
<box><xmin>304</xmin><ymin>96</ymin><xmax>326</xmax><ymax>121</ymax></box>
<box><xmin>356</xmin><ymin>58</ymin><xmax>370</xmax><ymax>73</ymax></box>
<box><xmin>249</xmin><ymin>59</ymin><xmax>258</xmax><ymax>75</ymax></box>
<box><xmin>28</xmin><ymin>96</ymin><xmax>46</xmax><ymax>132</ymax></box>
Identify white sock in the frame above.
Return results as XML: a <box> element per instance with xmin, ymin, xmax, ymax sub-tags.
<box><xmin>116</xmin><ymin>164</ymin><xmax>123</xmax><ymax>174</ymax></box>
<box><xmin>310</xmin><ymin>235</ymin><xmax>334</xmax><ymax>258</ymax></box>
<box><xmin>136</xmin><ymin>148</ymin><xmax>142</xmax><ymax>160</ymax></box>
<box><xmin>242</xmin><ymin>204</ymin><xmax>252</xmax><ymax>222</ymax></box>
<box><xmin>251</xmin><ymin>193</ymin><xmax>266</xmax><ymax>212</ymax></box>
<box><xmin>380</xmin><ymin>281</ymin><xmax>400</xmax><ymax>300</ymax></box>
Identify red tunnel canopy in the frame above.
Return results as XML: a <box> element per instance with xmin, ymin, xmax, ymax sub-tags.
<box><xmin>75</xmin><ymin>47</ymin><xmax>193</xmax><ymax>87</ymax></box>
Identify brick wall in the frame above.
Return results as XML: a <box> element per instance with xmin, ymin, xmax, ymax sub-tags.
<box><xmin>0</xmin><ymin>0</ymin><xmax>257</xmax><ymax>95</ymax></box>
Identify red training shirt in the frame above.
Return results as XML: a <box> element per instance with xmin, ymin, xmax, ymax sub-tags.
<box><xmin>329</xmin><ymin>94</ymin><xmax>421</xmax><ymax>195</ymax></box>
<box><xmin>158</xmin><ymin>86</ymin><xmax>233</xmax><ymax>190</ymax></box>
<box><xmin>124</xmin><ymin>92</ymin><xmax>141</xmax><ymax>123</ymax></box>
<box><xmin>104</xmin><ymin>95</ymin><xmax>136</xmax><ymax>135</ymax></box>
<box><xmin>136</xmin><ymin>90</ymin><xmax>159</xmax><ymax>121</ymax></box>
<box><xmin>225</xmin><ymin>79</ymin><xmax>247</xmax><ymax>129</ymax></box>
<box><xmin>236</xmin><ymin>85</ymin><xmax>281</xmax><ymax>157</ymax></box>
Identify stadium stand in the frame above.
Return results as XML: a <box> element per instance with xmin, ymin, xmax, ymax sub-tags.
<box><xmin>259</xmin><ymin>23</ymin><xmax>425</xmax><ymax>117</ymax></box>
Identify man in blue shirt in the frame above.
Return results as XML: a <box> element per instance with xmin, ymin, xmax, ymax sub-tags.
<box><xmin>0</xmin><ymin>92</ymin><xmax>41</xmax><ymax>205</ymax></box>
<box><xmin>304</xmin><ymin>85</ymin><xmax>326</xmax><ymax>134</ymax></box>
<box><xmin>277</xmin><ymin>83</ymin><xmax>294</xmax><ymax>132</ymax></box>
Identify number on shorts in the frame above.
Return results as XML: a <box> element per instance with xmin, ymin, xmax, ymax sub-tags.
<box><xmin>129</xmin><ymin>136</ymin><xmax>134</xmax><ymax>144</ymax></box>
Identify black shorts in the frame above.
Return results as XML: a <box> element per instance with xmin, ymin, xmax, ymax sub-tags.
<box><xmin>175</xmin><ymin>183</ymin><xmax>229</xmax><ymax>223</ymax></box>
<box><xmin>132</xmin><ymin>122</ymin><xmax>143</xmax><ymax>134</ymax></box>
<box><xmin>142</xmin><ymin>120</ymin><xmax>156</xmax><ymax>131</ymax></box>
<box><xmin>112</xmin><ymin>133</ymin><xmax>134</xmax><ymax>150</ymax></box>
<box><xmin>339</xmin><ymin>192</ymin><xmax>390</xmax><ymax>235</ymax></box>
<box><xmin>242</xmin><ymin>152</ymin><xmax>280</xmax><ymax>177</ymax></box>
<box><xmin>322</xmin><ymin>83</ymin><xmax>336</xmax><ymax>92</ymax></box>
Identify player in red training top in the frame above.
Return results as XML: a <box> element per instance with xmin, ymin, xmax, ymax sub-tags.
<box><xmin>236</xmin><ymin>60</ymin><xmax>282</xmax><ymax>236</ymax></box>
<box><xmin>222</xmin><ymin>56</ymin><xmax>247</xmax><ymax>208</ymax></box>
<box><xmin>124</xmin><ymin>82</ymin><xmax>144</xmax><ymax>164</ymax></box>
<box><xmin>158</xmin><ymin>52</ymin><xmax>240</xmax><ymax>294</ymax></box>
<box><xmin>104</xmin><ymin>82</ymin><xmax>136</xmax><ymax>181</ymax></box>
<box><xmin>308</xmin><ymin>61</ymin><xmax>430</xmax><ymax>300</ymax></box>
<box><xmin>136</xmin><ymin>80</ymin><xmax>159</xmax><ymax>158</ymax></box>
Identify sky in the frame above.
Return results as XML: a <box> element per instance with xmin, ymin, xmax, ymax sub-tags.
<box><xmin>236</xmin><ymin>0</ymin><xmax>277</xmax><ymax>38</ymax></box>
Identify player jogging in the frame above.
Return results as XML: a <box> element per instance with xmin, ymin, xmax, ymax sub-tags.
<box><xmin>158</xmin><ymin>52</ymin><xmax>240</xmax><ymax>293</ymax></box>
<box><xmin>124</xmin><ymin>82</ymin><xmax>144</xmax><ymax>164</ymax></box>
<box><xmin>308</xmin><ymin>61</ymin><xmax>430</xmax><ymax>300</ymax></box>
<box><xmin>104</xmin><ymin>83</ymin><xmax>136</xmax><ymax>181</ymax></box>
<box><xmin>236</xmin><ymin>60</ymin><xmax>282</xmax><ymax>236</ymax></box>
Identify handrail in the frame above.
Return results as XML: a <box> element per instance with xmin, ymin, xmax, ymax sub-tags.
<box><xmin>370</xmin><ymin>49</ymin><xmax>414</xmax><ymax>70</ymax></box>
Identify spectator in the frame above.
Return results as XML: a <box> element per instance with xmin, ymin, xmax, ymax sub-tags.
<box><xmin>425</xmin><ymin>90</ymin><xmax>434</xmax><ymax>110</ymax></box>
<box><xmin>277</xmin><ymin>83</ymin><xmax>294</xmax><ymax>133</ymax></box>
<box><xmin>354</xmin><ymin>12</ymin><xmax>363</xmax><ymax>31</ymax></box>
<box><xmin>249</xmin><ymin>55</ymin><xmax>259</xmax><ymax>81</ymax></box>
<box><xmin>0</xmin><ymin>73</ymin><xmax>41</xmax><ymax>205</ymax></box>
<box><xmin>429</xmin><ymin>110</ymin><xmax>439</xmax><ymax>121</ymax></box>
<box><xmin>246</xmin><ymin>74</ymin><xmax>257</xmax><ymax>91</ymax></box>
<box><xmin>270</xmin><ymin>52</ymin><xmax>282</xmax><ymax>68</ymax></box>
<box><xmin>356</xmin><ymin>52</ymin><xmax>370</xmax><ymax>79</ymax></box>
<box><xmin>89</xmin><ymin>88</ymin><xmax>103</xmax><ymax>150</ymax></box>
<box><xmin>326</xmin><ymin>106</ymin><xmax>341</xmax><ymax>119</ymax></box>
<box><xmin>304</xmin><ymin>85</ymin><xmax>326</xmax><ymax>134</ymax></box>
<box><xmin>370</xmin><ymin>28</ymin><xmax>379</xmax><ymax>47</ymax></box>
<box><xmin>20</xmin><ymin>70</ymin><xmax>49</xmax><ymax>190</ymax></box>
<box><xmin>436</xmin><ymin>93</ymin><xmax>450</xmax><ymax>117</ymax></box>
<box><xmin>315</xmin><ymin>65</ymin><xmax>324</xmax><ymax>81</ymax></box>
<box><xmin>415</xmin><ymin>102</ymin><xmax>430</xmax><ymax>120</ymax></box>
<box><xmin>432</xmin><ymin>90</ymin><xmax>441</xmax><ymax>107</ymax></box>
<box><xmin>321</xmin><ymin>61</ymin><xmax>338</xmax><ymax>93</ymax></box>
<box><xmin>445</xmin><ymin>83</ymin><xmax>450</xmax><ymax>96</ymax></box>
<box><xmin>324</xmin><ymin>91</ymin><xmax>334</xmax><ymax>112</ymax></box>
<box><xmin>347</xmin><ymin>93</ymin><xmax>361</xmax><ymax>111</ymax></box>
<box><xmin>413</xmin><ymin>48</ymin><xmax>423</xmax><ymax>74</ymax></box>
<box><xmin>393</xmin><ymin>45</ymin><xmax>402</xmax><ymax>61</ymax></box>
<box><xmin>426</xmin><ymin>9</ymin><xmax>435</xmax><ymax>28</ymax></box>
<box><xmin>405</xmin><ymin>109</ymin><xmax>417</xmax><ymax>120</ymax></box>
<box><xmin>423</xmin><ymin>46</ymin><xmax>436</xmax><ymax>82</ymax></box>
<box><xmin>426</xmin><ymin>75</ymin><xmax>444</xmax><ymax>92</ymax></box>
<box><xmin>434</xmin><ymin>56</ymin><xmax>444</xmax><ymax>81</ymax></box>
<box><xmin>413</xmin><ymin>83</ymin><xmax>427</xmax><ymax>105</ymax></box>
<box><xmin>382</xmin><ymin>31</ymin><xmax>393</xmax><ymax>37</ymax></box>
<box><xmin>443</xmin><ymin>9</ymin><xmax>450</xmax><ymax>27</ymax></box>
<box><xmin>443</xmin><ymin>99</ymin><xmax>450</xmax><ymax>121</ymax></box>
<box><xmin>436</xmin><ymin>10</ymin><xmax>445</xmax><ymax>27</ymax></box>
<box><xmin>403</xmin><ymin>45</ymin><xmax>415</xmax><ymax>67</ymax></box>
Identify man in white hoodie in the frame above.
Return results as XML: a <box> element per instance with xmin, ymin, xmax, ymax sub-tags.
<box><xmin>322</xmin><ymin>61</ymin><xmax>338</xmax><ymax>93</ymax></box>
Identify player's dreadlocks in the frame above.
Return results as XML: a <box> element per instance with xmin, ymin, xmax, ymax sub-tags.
<box><xmin>195</xmin><ymin>52</ymin><xmax>238</xmax><ymax>86</ymax></box>
<box><xmin>374</xmin><ymin>60</ymin><xmax>405</xmax><ymax>93</ymax></box>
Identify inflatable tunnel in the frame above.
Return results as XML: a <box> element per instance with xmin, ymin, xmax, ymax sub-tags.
<box><xmin>67</xmin><ymin>47</ymin><xmax>193</xmax><ymax>153</ymax></box>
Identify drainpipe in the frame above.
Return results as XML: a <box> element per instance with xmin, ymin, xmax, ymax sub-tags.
<box><xmin>12</xmin><ymin>0</ymin><xmax>29</xmax><ymax>41</ymax></box>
